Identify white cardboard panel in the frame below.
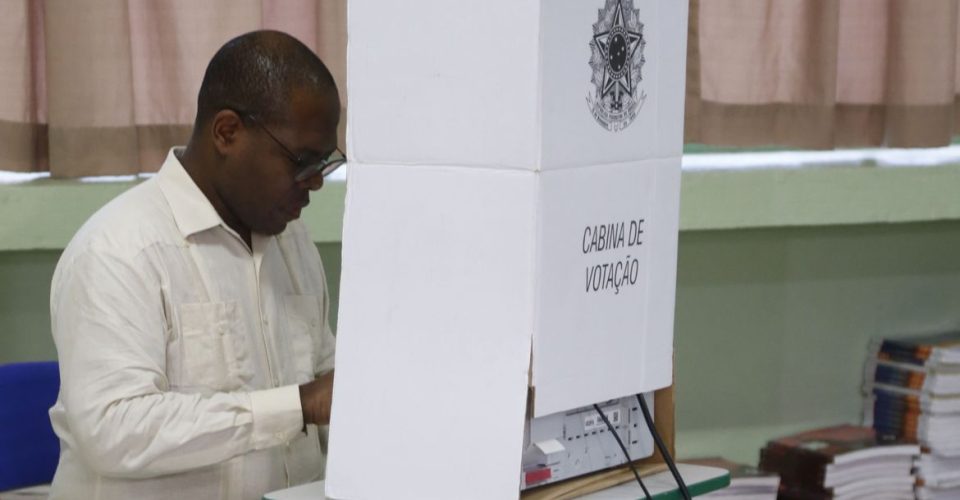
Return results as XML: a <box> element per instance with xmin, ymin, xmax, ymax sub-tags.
<box><xmin>346</xmin><ymin>0</ymin><xmax>541</xmax><ymax>169</ymax></box>
<box><xmin>654</xmin><ymin>0</ymin><xmax>690</xmax><ymax>159</ymax></box>
<box><xmin>531</xmin><ymin>158</ymin><xmax>679</xmax><ymax>416</ymax></box>
<box><xmin>642</xmin><ymin>157</ymin><xmax>681</xmax><ymax>390</ymax></box>
<box><xmin>325</xmin><ymin>164</ymin><xmax>537</xmax><ymax>500</ymax></box>
<box><xmin>539</xmin><ymin>0</ymin><xmax>662</xmax><ymax>169</ymax></box>
<box><xmin>347</xmin><ymin>0</ymin><xmax>688</xmax><ymax>170</ymax></box>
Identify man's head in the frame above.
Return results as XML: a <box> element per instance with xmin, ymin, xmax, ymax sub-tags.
<box><xmin>187</xmin><ymin>30</ymin><xmax>341</xmax><ymax>239</ymax></box>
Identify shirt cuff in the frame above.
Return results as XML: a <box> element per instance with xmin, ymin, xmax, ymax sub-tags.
<box><xmin>249</xmin><ymin>385</ymin><xmax>304</xmax><ymax>450</ymax></box>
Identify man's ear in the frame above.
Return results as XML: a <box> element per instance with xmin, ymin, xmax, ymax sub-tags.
<box><xmin>211</xmin><ymin>110</ymin><xmax>244</xmax><ymax>156</ymax></box>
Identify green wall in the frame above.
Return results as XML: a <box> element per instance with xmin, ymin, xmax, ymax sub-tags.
<box><xmin>673</xmin><ymin>221</ymin><xmax>960</xmax><ymax>462</ymax></box>
<box><xmin>0</xmin><ymin>250</ymin><xmax>60</xmax><ymax>363</ymax></box>
<box><xmin>3</xmin><ymin>222</ymin><xmax>960</xmax><ymax>464</ymax></box>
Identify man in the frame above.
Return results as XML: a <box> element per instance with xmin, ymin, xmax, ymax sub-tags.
<box><xmin>48</xmin><ymin>31</ymin><xmax>341</xmax><ymax>499</ymax></box>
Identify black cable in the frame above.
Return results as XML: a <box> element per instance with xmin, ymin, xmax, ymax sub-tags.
<box><xmin>636</xmin><ymin>394</ymin><xmax>692</xmax><ymax>500</ymax></box>
<box><xmin>592</xmin><ymin>403</ymin><xmax>652</xmax><ymax>500</ymax></box>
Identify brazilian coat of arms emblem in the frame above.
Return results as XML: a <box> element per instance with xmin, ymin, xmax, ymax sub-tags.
<box><xmin>587</xmin><ymin>0</ymin><xmax>647</xmax><ymax>132</ymax></box>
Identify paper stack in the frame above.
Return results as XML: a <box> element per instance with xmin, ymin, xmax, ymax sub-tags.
<box><xmin>863</xmin><ymin>332</ymin><xmax>960</xmax><ymax>500</ymax></box>
<box><xmin>914</xmin><ymin>454</ymin><xmax>960</xmax><ymax>499</ymax></box>
<box><xmin>759</xmin><ymin>425</ymin><xmax>919</xmax><ymax>500</ymax></box>
<box><xmin>685</xmin><ymin>457</ymin><xmax>779</xmax><ymax>500</ymax></box>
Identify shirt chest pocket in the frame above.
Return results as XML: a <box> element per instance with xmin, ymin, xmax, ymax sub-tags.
<box><xmin>174</xmin><ymin>301</ymin><xmax>254</xmax><ymax>391</ymax></box>
<box><xmin>283</xmin><ymin>294</ymin><xmax>324</xmax><ymax>384</ymax></box>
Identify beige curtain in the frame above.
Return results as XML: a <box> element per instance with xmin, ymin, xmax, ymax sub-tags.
<box><xmin>686</xmin><ymin>0</ymin><xmax>960</xmax><ymax>149</ymax></box>
<box><xmin>0</xmin><ymin>0</ymin><xmax>346</xmax><ymax>178</ymax></box>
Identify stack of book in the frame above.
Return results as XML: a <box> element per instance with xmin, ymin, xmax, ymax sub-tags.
<box><xmin>914</xmin><ymin>454</ymin><xmax>960</xmax><ymax>499</ymax></box>
<box><xmin>684</xmin><ymin>457</ymin><xmax>779</xmax><ymax>500</ymax></box>
<box><xmin>863</xmin><ymin>332</ymin><xmax>960</xmax><ymax>500</ymax></box>
<box><xmin>759</xmin><ymin>424</ymin><xmax>919</xmax><ymax>499</ymax></box>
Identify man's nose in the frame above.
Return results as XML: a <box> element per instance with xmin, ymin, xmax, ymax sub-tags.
<box><xmin>297</xmin><ymin>174</ymin><xmax>324</xmax><ymax>192</ymax></box>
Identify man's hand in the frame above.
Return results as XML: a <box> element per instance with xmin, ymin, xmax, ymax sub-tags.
<box><xmin>299</xmin><ymin>370</ymin><xmax>334</xmax><ymax>425</ymax></box>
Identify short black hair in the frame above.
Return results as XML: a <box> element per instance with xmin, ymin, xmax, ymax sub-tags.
<box><xmin>195</xmin><ymin>30</ymin><xmax>338</xmax><ymax>128</ymax></box>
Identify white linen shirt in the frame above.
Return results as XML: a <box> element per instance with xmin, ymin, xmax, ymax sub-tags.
<box><xmin>48</xmin><ymin>148</ymin><xmax>336</xmax><ymax>500</ymax></box>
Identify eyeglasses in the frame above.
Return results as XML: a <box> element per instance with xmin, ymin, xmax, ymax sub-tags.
<box><xmin>237</xmin><ymin>110</ymin><xmax>346</xmax><ymax>182</ymax></box>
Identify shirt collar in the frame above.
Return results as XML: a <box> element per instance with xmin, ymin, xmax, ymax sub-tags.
<box><xmin>157</xmin><ymin>147</ymin><xmax>225</xmax><ymax>239</ymax></box>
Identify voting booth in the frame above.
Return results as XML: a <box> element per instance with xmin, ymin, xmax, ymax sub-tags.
<box><xmin>327</xmin><ymin>1</ymin><xmax>689</xmax><ymax>498</ymax></box>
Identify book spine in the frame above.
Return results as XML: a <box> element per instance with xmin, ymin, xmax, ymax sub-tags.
<box><xmin>870</xmin><ymin>383</ymin><xmax>960</xmax><ymax>411</ymax></box>
<box><xmin>874</xmin><ymin>364</ymin><xmax>927</xmax><ymax>390</ymax></box>
<box><xmin>872</xmin><ymin>418</ymin><xmax>924</xmax><ymax>442</ymax></box>
<box><xmin>872</xmin><ymin>401</ymin><xmax>925</xmax><ymax>420</ymax></box>
<box><xmin>879</xmin><ymin>340</ymin><xmax>931</xmax><ymax>365</ymax></box>
<box><xmin>873</xmin><ymin>391</ymin><xmax>923</xmax><ymax>412</ymax></box>
<box><xmin>759</xmin><ymin>443</ymin><xmax>828</xmax><ymax>487</ymax></box>
<box><xmin>870</xmin><ymin>383</ymin><xmax>929</xmax><ymax>400</ymax></box>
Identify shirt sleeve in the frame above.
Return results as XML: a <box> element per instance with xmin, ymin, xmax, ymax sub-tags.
<box><xmin>51</xmin><ymin>247</ymin><xmax>304</xmax><ymax>479</ymax></box>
